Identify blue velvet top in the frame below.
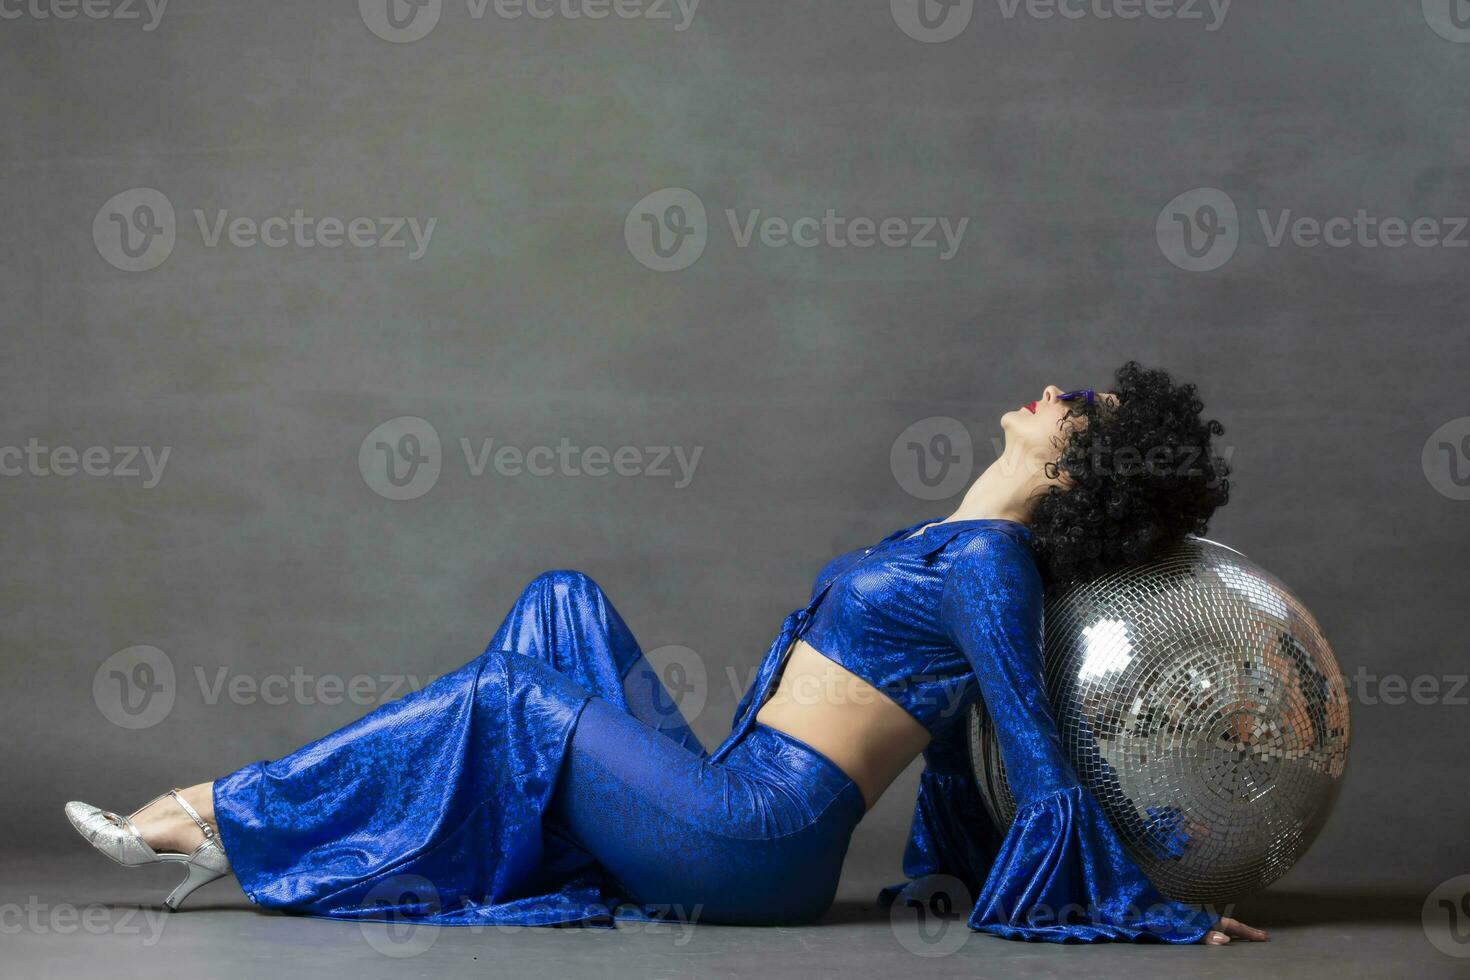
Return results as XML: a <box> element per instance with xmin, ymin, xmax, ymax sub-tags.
<box><xmin>796</xmin><ymin>516</ymin><xmax>1220</xmax><ymax>942</ymax></box>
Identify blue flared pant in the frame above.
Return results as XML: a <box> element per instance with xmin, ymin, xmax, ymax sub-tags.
<box><xmin>213</xmin><ymin>570</ymin><xmax>866</xmax><ymax>927</ymax></box>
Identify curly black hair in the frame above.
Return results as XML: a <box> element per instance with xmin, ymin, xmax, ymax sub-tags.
<box><xmin>1029</xmin><ymin>361</ymin><xmax>1231</xmax><ymax>587</ymax></box>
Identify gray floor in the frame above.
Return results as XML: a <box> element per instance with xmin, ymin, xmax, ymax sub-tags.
<box><xmin>4</xmin><ymin>854</ymin><xmax>1459</xmax><ymax>980</ymax></box>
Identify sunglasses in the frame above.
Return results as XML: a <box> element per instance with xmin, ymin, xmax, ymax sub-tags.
<box><xmin>1057</xmin><ymin>388</ymin><xmax>1097</xmax><ymax>406</ymax></box>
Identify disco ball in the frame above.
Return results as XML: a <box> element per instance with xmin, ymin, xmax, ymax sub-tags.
<box><xmin>969</xmin><ymin>536</ymin><xmax>1350</xmax><ymax>906</ymax></box>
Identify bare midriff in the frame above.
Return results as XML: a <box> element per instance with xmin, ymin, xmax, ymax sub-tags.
<box><xmin>753</xmin><ymin>639</ymin><xmax>932</xmax><ymax>813</ymax></box>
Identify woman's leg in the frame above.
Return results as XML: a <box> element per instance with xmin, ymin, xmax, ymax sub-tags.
<box><xmin>131</xmin><ymin>569</ymin><xmax>703</xmax><ymax>858</ymax></box>
<box><xmin>493</xmin><ymin>573</ymin><xmax>867</xmax><ymax>923</ymax></box>
<box><xmin>546</xmin><ymin>705</ymin><xmax>866</xmax><ymax>925</ymax></box>
<box><xmin>121</xmin><ymin>568</ymin><xmax>861</xmax><ymax>925</ymax></box>
<box><xmin>483</xmin><ymin>569</ymin><xmax>706</xmax><ymax>757</ymax></box>
<box><xmin>192</xmin><ymin>568</ymin><xmax>732</xmax><ymax>920</ymax></box>
<box><xmin>477</xmin><ymin>568</ymin><xmax>711</xmax><ymax>895</ymax></box>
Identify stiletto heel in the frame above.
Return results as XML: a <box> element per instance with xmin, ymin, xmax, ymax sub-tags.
<box><xmin>65</xmin><ymin>789</ymin><xmax>232</xmax><ymax>911</ymax></box>
<box><xmin>165</xmin><ymin>858</ymin><xmax>227</xmax><ymax>910</ymax></box>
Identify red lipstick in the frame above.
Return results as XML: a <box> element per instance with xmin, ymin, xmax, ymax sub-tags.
<box><xmin>1025</xmin><ymin>401</ymin><xmax>1037</xmax><ymax>413</ymax></box>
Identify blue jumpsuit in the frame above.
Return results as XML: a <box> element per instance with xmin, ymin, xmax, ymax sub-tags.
<box><xmin>212</xmin><ymin>518</ymin><xmax>1219</xmax><ymax>942</ymax></box>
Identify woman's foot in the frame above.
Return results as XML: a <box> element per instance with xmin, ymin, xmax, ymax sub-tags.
<box><xmin>127</xmin><ymin>782</ymin><xmax>218</xmax><ymax>855</ymax></box>
<box><xmin>64</xmin><ymin>783</ymin><xmax>231</xmax><ymax>910</ymax></box>
<box><xmin>114</xmin><ymin>781</ymin><xmax>216</xmax><ymax>858</ymax></box>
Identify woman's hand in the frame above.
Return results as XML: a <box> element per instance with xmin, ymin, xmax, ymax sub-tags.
<box><xmin>1200</xmin><ymin>916</ymin><xmax>1270</xmax><ymax>945</ymax></box>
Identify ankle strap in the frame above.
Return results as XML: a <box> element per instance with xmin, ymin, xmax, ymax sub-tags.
<box><xmin>169</xmin><ymin>790</ymin><xmax>216</xmax><ymax>843</ymax></box>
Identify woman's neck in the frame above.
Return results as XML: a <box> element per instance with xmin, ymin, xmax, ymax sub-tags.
<box><xmin>941</xmin><ymin>444</ymin><xmax>1052</xmax><ymax>527</ymax></box>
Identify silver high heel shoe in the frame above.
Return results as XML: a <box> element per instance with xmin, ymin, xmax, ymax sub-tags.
<box><xmin>64</xmin><ymin>789</ymin><xmax>232</xmax><ymax>910</ymax></box>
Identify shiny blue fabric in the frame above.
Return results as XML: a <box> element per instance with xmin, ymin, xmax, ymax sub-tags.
<box><xmin>554</xmin><ymin>709</ymin><xmax>865</xmax><ymax>925</ymax></box>
<box><xmin>857</xmin><ymin>519</ymin><xmax>1220</xmax><ymax>942</ymax></box>
<box><xmin>803</xmin><ymin>520</ymin><xmax>1028</xmax><ymax>735</ymax></box>
<box><xmin>214</xmin><ymin>520</ymin><xmax>1219</xmax><ymax>942</ymax></box>
<box><xmin>213</xmin><ymin>569</ymin><xmax>865</xmax><ymax>927</ymax></box>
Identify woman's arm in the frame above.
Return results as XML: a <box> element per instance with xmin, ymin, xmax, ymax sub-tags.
<box><xmin>938</xmin><ymin>531</ymin><xmax>1265</xmax><ymax>944</ymax></box>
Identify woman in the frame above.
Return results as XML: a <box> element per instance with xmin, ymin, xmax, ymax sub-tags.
<box><xmin>66</xmin><ymin>361</ymin><xmax>1267</xmax><ymax>945</ymax></box>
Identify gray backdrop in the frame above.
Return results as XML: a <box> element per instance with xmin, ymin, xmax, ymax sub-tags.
<box><xmin>3</xmin><ymin>0</ymin><xmax>1467</xmax><ymax>923</ymax></box>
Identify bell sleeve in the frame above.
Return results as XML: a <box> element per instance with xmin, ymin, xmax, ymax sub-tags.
<box><xmin>933</xmin><ymin>531</ymin><xmax>1220</xmax><ymax>943</ymax></box>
